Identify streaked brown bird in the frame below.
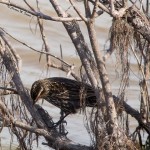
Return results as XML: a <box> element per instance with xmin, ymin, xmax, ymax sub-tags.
<box><xmin>30</xmin><ymin>77</ymin><xmax>97</xmax><ymax>126</ymax></box>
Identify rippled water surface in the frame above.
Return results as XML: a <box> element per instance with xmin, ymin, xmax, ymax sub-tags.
<box><xmin>0</xmin><ymin>1</ymin><xmax>144</xmax><ymax>149</ymax></box>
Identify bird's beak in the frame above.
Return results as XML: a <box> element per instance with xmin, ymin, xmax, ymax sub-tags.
<box><xmin>32</xmin><ymin>87</ymin><xmax>44</xmax><ymax>106</ymax></box>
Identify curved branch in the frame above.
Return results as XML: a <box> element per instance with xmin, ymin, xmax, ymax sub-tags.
<box><xmin>127</xmin><ymin>7</ymin><xmax>150</xmax><ymax>42</ymax></box>
<box><xmin>89</xmin><ymin>0</ymin><xmax>110</xmax><ymax>15</ymax></box>
<box><xmin>0</xmin><ymin>31</ymin><xmax>91</xmax><ymax>150</ymax></box>
<box><xmin>37</xmin><ymin>18</ymin><xmax>51</xmax><ymax>65</ymax></box>
<box><xmin>0</xmin><ymin>30</ymin><xmax>22</xmax><ymax>72</ymax></box>
<box><xmin>113</xmin><ymin>95</ymin><xmax>150</xmax><ymax>134</ymax></box>
<box><xmin>69</xmin><ymin>0</ymin><xmax>87</xmax><ymax>22</ymax></box>
<box><xmin>0</xmin><ymin>87</ymin><xmax>18</xmax><ymax>95</ymax></box>
<box><xmin>0</xmin><ymin>30</ymin><xmax>46</xmax><ymax>128</ymax></box>
<box><xmin>0</xmin><ymin>28</ymin><xmax>72</xmax><ymax>68</ymax></box>
<box><xmin>50</xmin><ymin>63</ymin><xmax>80</xmax><ymax>81</ymax></box>
<box><xmin>0</xmin><ymin>99</ymin><xmax>91</xmax><ymax>150</ymax></box>
<box><xmin>0</xmin><ymin>0</ymin><xmax>82</xmax><ymax>22</ymax></box>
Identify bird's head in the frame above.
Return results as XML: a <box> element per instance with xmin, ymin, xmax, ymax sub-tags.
<box><xmin>30</xmin><ymin>79</ymin><xmax>49</xmax><ymax>105</ymax></box>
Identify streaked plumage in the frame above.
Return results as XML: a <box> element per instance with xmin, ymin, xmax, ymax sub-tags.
<box><xmin>30</xmin><ymin>77</ymin><xmax>96</xmax><ymax>114</ymax></box>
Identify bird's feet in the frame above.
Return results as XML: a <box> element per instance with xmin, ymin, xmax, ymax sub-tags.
<box><xmin>50</xmin><ymin>120</ymin><xmax>68</xmax><ymax>136</ymax></box>
<box><xmin>50</xmin><ymin>119</ymin><xmax>67</xmax><ymax>128</ymax></box>
<box><xmin>59</xmin><ymin>121</ymin><xmax>68</xmax><ymax>136</ymax></box>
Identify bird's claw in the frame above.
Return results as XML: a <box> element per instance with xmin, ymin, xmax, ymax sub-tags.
<box><xmin>61</xmin><ymin>120</ymin><xmax>67</xmax><ymax>125</ymax></box>
<box><xmin>49</xmin><ymin>119</ymin><xmax>68</xmax><ymax>136</ymax></box>
<box><xmin>50</xmin><ymin>120</ymin><xmax>67</xmax><ymax>128</ymax></box>
<box><xmin>50</xmin><ymin>122</ymin><xmax>60</xmax><ymax>128</ymax></box>
<box><xmin>60</xmin><ymin>130</ymin><xmax>68</xmax><ymax>136</ymax></box>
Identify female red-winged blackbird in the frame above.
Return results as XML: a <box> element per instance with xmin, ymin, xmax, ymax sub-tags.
<box><xmin>30</xmin><ymin>77</ymin><xmax>97</xmax><ymax>115</ymax></box>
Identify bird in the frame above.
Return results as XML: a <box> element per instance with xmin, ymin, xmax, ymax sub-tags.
<box><xmin>30</xmin><ymin>77</ymin><xmax>97</xmax><ymax>126</ymax></box>
<box><xmin>31</xmin><ymin>77</ymin><xmax>97</xmax><ymax>113</ymax></box>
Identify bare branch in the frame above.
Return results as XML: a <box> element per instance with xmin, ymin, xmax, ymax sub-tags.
<box><xmin>69</xmin><ymin>0</ymin><xmax>87</xmax><ymax>22</ymax></box>
<box><xmin>0</xmin><ymin>31</ymin><xmax>46</xmax><ymax>128</ymax></box>
<box><xmin>109</xmin><ymin>0</ymin><xmax>127</xmax><ymax>18</ymax></box>
<box><xmin>23</xmin><ymin>0</ymin><xmax>35</xmax><ymax>11</ymax></box>
<box><xmin>49</xmin><ymin>0</ymin><xmax>99</xmax><ymax>89</ymax></box>
<box><xmin>37</xmin><ymin>17</ymin><xmax>51</xmax><ymax>65</ymax></box>
<box><xmin>0</xmin><ymin>87</ymin><xmax>18</xmax><ymax>95</ymax></box>
<box><xmin>0</xmin><ymin>0</ymin><xmax>149</xmax><ymax>149</ymax></box>
<box><xmin>49</xmin><ymin>63</ymin><xmax>80</xmax><ymax>81</ymax></box>
<box><xmin>89</xmin><ymin>0</ymin><xmax>110</xmax><ymax>15</ymax></box>
<box><xmin>0</xmin><ymin>0</ymin><xmax>82</xmax><ymax>22</ymax></box>
<box><xmin>0</xmin><ymin>28</ymin><xmax>73</xmax><ymax>68</ymax></box>
<box><xmin>0</xmin><ymin>31</ymin><xmax>22</xmax><ymax>72</ymax></box>
<box><xmin>113</xmin><ymin>95</ymin><xmax>150</xmax><ymax>134</ymax></box>
<box><xmin>127</xmin><ymin>6</ymin><xmax>150</xmax><ymax>42</ymax></box>
<box><xmin>0</xmin><ymin>100</ymin><xmax>91</xmax><ymax>150</ymax></box>
<box><xmin>0</xmin><ymin>32</ymin><xmax>92</xmax><ymax>150</ymax></box>
<box><xmin>91</xmin><ymin>0</ymin><xmax>99</xmax><ymax>19</ymax></box>
<box><xmin>86</xmin><ymin>17</ymin><xmax>118</xmax><ymax>137</ymax></box>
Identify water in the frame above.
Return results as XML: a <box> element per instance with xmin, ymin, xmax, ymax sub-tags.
<box><xmin>0</xmin><ymin>0</ymin><xmax>144</xmax><ymax>149</ymax></box>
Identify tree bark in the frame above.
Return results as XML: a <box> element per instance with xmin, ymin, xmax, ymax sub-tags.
<box><xmin>49</xmin><ymin>0</ymin><xmax>99</xmax><ymax>89</ymax></box>
<box><xmin>87</xmin><ymin>19</ymin><xmax>118</xmax><ymax>136</ymax></box>
<box><xmin>127</xmin><ymin>7</ymin><xmax>150</xmax><ymax>43</ymax></box>
<box><xmin>0</xmin><ymin>31</ymin><xmax>92</xmax><ymax>150</ymax></box>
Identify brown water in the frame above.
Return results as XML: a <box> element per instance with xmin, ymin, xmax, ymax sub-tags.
<box><xmin>0</xmin><ymin>1</ymin><xmax>145</xmax><ymax>149</ymax></box>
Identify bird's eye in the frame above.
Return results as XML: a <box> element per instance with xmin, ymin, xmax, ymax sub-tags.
<box><xmin>30</xmin><ymin>89</ymin><xmax>37</xmax><ymax>100</ymax></box>
<box><xmin>31</xmin><ymin>83</ymin><xmax>39</xmax><ymax>100</ymax></box>
<box><xmin>31</xmin><ymin>92</ymin><xmax>36</xmax><ymax>100</ymax></box>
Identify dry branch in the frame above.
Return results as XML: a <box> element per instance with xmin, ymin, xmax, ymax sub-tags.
<box><xmin>113</xmin><ymin>96</ymin><xmax>150</xmax><ymax>134</ymax></box>
<box><xmin>0</xmin><ymin>28</ymin><xmax>80</xmax><ymax>80</ymax></box>
<box><xmin>0</xmin><ymin>0</ymin><xmax>149</xmax><ymax>149</ymax></box>
<box><xmin>86</xmin><ymin>16</ymin><xmax>118</xmax><ymax>136</ymax></box>
<box><xmin>50</xmin><ymin>63</ymin><xmax>80</xmax><ymax>81</ymax></box>
<box><xmin>0</xmin><ymin>30</ymin><xmax>92</xmax><ymax>150</ymax></box>
<box><xmin>49</xmin><ymin>0</ymin><xmax>99</xmax><ymax>90</ymax></box>
<box><xmin>127</xmin><ymin>7</ymin><xmax>150</xmax><ymax>42</ymax></box>
<box><xmin>37</xmin><ymin>17</ymin><xmax>51</xmax><ymax>65</ymax></box>
<box><xmin>0</xmin><ymin>0</ymin><xmax>82</xmax><ymax>22</ymax></box>
<box><xmin>0</xmin><ymin>87</ymin><xmax>18</xmax><ymax>95</ymax></box>
<box><xmin>0</xmin><ymin>31</ymin><xmax>45</xmax><ymax>128</ymax></box>
<box><xmin>89</xmin><ymin>1</ymin><xmax>150</xmax><ymax>43</ymax></box>
<box><xmin>0</xmin><ymin>100</ymin><xmax>92</xmax><ymax>150</ymax></box>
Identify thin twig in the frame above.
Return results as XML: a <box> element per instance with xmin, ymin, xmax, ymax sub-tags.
<box><xmin>50</xmin><ymin>63</ymin><xmax>80</xmax><ymax>81</ymax></box>
<box><xmin>0</xmin><ymin>31</ymin><xmax>22</xmax><ymax>72</ymax></box>
<box><xmin>0</xmin><ymin>87</ymin><xmax>18</xmax><ymax>95</ymax></box>
<box><xmin>130</xmin><ymin>44</ymin><xmax>146</xmax><ymax>80</ymax></box>
<box><xmin>23</xmin><ymin>0</ymin><xmax>35</xmax><ymax>11</ymax></box>
<box><xmin>0</xmin><ymin>28</ymin><xmax>72</xmax><ymax>68</ymax></box>
<box><xmin>36</xmin><ymin>14</ymin><xmax>51</xmax><ymax>65</ymax></box>
<box><xmin>0</xmin><ymin>0</ymin><xmax>82</xmax><ymax>22</ymax></box>
<box><xmin>91</xmin><ymin>0</ymin><xmax>99</xmax><ymax>19</ymax></box>
<box><xmin>69</xmin><ymin>0</ymin><xmax>87</xmax><ymax>22</ymax></box>
<box><xmin>0</xmin><ymin>100</ymin><xmax>91</xmax><ymax>150</ymax></box>
<box><xmin>89</xmin><ymin>0</ymin><xmax>110</xmax><ymax>15</ymax></box>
